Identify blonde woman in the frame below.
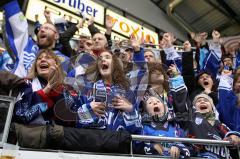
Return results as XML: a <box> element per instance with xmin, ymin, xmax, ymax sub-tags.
<box><xmin>14</xmin><ymin>49</ymin><xmax>65</xmax><ymax>124</ymax></box>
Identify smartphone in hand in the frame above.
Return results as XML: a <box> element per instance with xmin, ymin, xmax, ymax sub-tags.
<box><xmin>95</xmin><ymin>88</ymin><xmax>107</xmax><ymax>103</ymax></box>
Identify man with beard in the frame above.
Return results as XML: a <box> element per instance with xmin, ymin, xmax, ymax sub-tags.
<box><xmin>37</xmin><ymin>23</ymin><xmax>59</xmax><ymax>49</ymax></box>
<box><xmin>1</xmin><ymin>0</ymin><xmax>69</xmax><ymax>77</ymax></box>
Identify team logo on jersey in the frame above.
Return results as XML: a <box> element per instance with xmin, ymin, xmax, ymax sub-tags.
<box><xmin>195</xmin><ymin>117</ymin><xmax>203</xmax><ymax>125</ymax></box>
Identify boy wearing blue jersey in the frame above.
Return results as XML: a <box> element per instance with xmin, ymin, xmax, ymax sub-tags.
<box><xmin>141</xmin><ymin>95</ymin><xmax>190</xmax><ymax>159</ymax></box>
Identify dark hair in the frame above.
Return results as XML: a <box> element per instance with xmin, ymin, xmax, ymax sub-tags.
<box><xmin>125</xmin><ymin>48</ymin><xmax>134</xmax><ymax>52</ymax></box>
<box><xmin>195</xmin><ymin>70</ymin><xmax>217</xmax><ymax>91</ymax></box>
<box><xmin>221</xmin><ymin>54</ymin><xmax>233</xmax><ymax>63</ymax></box>
<box><xmin>196</xmin><ymin>70</ymin><xmax>212</xmax><ymax>82</ymax></box>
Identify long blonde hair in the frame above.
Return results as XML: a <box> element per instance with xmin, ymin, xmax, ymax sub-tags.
<box><xmin>28</xmin><ymin>49</ymin><xmax>65</xmax><ymax>86</ymax></box>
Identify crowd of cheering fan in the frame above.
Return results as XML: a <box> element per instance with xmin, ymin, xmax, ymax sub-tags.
<box><xmin>0</xmin><ymin>0</ymin><xmax>240</xmax><ymax>159</ymax></box>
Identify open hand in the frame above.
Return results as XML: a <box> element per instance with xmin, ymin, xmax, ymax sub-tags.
<box><xmin>105</xmin><ymin>15</ymin><xmax>116</xmax><ymax>30</ymax></box>
<box><xmin>87</xmin><ymin>16</ymin><xmax>95</xmax><ymax>26</ymax></box>
<box><xmin>129</xmin><ymin>34</ymin><xmax>142</xmax><ymax>51</ymax></box>
<box><xmin>44</xmin><ymin>10</ymin><xmax>51</xmax><ymax>19</ymax></box>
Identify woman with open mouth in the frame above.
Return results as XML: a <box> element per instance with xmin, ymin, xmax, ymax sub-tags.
<box><xmin>75</xmin><ymin>50</ymin><xmax>141</xmax><ymax>134</ymax></box>
<box><xmin>12</xmin><ymin>49</ymin><xmax>71</xmax><ymax>148</ymax></box>
<box><xmin>14</xmin><ymin>49</ymin><xmax>65</xmax><ymax>125</ymax></box>
<box><xmin>10</xmin><ymin>49</ymin><xmax>135</xmax><ymax>153</ymax></box>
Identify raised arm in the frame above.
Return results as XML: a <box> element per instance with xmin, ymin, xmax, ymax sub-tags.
<box><xmin>104</xmin><ymin>15</ymin><xmax>116</xmax><ymax>48</ymax></box>
<box><xmin>3</xmin><ymin>0</ymin><xmax>33</xmax><ymax>77</ymax></box>
<box><xmin>182</xmin><ymin>40</ymin><xmax>195</xmax><ymax>95</ymax></box>
<box><xmin>87</xmin><ymin>16</ymin><xmax>100</xmax><ymax>36</ymax></box>
<box><xmin>168</xmin><ymin>65</ymin><xmax>191</xmax><ymax>114</ymax></box>
<box><xmin>217</xmin><ymin>69</ymin><xmax>240</xmax><ymax>131</ymax></box>
<box><xmin>201</xmin><ymin>30</ymin><xmax>224</xmax><ymax>78</ymax></box>
<box><xmin>59</xmin><ymin>18</ymin><xmax>84</xmax><ymax>57</ymax></box>
<box><xmin>44</xmin><ymin>10</ymin><xmax>53</xmax><ymax>24</ymax></box>
<box><xmin>161</xmin><ymin>33</ymin><xmax>182</xmax><ymax>73</ymax></box>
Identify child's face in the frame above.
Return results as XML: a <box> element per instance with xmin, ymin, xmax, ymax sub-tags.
<box><xmin>198</xmin><ymin>73</ymin><xmax>213</xmax><ymax>89</ymax></box>
<box><xmin>145</xmin><ymin>96</ymin><xmax>167</xmax><ymax>117</ymax></box>
<box><xmin>195</xmin><ymin>97</ymin><xmax>212</xmax><ymax>114</ymax></box>
<box><xmin>223</xmin><ymin>58</ymin><xmax>233</xmax><ymax>68</ymax></box>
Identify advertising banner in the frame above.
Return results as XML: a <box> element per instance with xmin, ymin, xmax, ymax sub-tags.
<box><xmin>106</xmin><ymin>10</ymin><xmax>159</xmax><ymax>45</ymax></box>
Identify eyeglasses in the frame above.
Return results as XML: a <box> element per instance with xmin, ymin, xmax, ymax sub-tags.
<box><xmin>39</xmin><ymin>26</ymin><xmax>57</xmax><ymax>33</ymax></box>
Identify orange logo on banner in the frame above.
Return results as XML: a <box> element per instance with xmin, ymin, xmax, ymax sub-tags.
<box><xmin>109</xmin><ymin>15</ymin><xmax>156</xmax><ymax>44</ymax></box>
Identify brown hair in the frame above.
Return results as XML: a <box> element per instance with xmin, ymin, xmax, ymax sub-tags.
<box><xmin>85</xmin><ymin>51</ymin><xmax>130</xmax><ymax>90</ymax></box>
<box><xmin>28</xmin><ymin>49</ymin><xmax>65</xmax><ymax>86</ymax></box>
<box><xmin>148</xmin><ymin>62</ymin><xmax>169</xmax><ymax>92</ymax></box>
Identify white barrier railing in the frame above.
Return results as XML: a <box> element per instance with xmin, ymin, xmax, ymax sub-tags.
<box><xmin>131</xmin><ymin>135</ymin><xmax>233</xmax><ymax>146</ymax></box>
<box><xmin>130</xmin><ymin>135</ymin><xmax>240</xmax><ymax>157</ymax></box>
